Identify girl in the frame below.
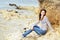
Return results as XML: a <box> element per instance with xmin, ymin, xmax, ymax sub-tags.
<box><xmin>22</xmin><ymin>9</ymin><xmax>55</xmax><ymax>37</ymax></box>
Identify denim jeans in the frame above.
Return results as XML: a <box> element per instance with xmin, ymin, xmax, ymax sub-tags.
<box><xmin>23</xmin><ymin>25</ymin><xmax>47</xmax><ymax>37</ymax></box>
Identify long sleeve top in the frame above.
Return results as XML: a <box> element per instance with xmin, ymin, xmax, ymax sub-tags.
<box><xmin>33</xmin><ymin>16</ymin><xmax>54</xmax><ymax>31</ymax></box>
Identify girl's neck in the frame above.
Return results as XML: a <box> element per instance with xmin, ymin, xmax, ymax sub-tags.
<box><xmin>40</xmin><ymin>15</ymin><xmax>45</xmax><ymax>20</ymax></box>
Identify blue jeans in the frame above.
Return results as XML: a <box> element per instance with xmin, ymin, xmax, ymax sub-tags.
<box><xmin>23</xmin><ymin>25</ymin><xmax>47</xmax><ymax>37</ymax></box>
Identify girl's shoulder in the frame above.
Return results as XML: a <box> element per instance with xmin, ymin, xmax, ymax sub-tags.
<box><xmin>44</xmin><ymin>16</ymin><xmax>49</xmax><ymax>21</ymax></box>
<box><xmin>44</xmin><ymin>16</ymin><xmax>48</xmax><ymax>19</ymax></box>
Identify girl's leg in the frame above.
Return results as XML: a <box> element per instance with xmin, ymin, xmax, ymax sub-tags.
<box><xmin>33</xmin><ymin>26</ymin><xmax>41</xmax><ymax>35</ymax></box>
<box><xmin>33</xmin><ymin>25</ymin><xmax>47</xmax><ymax>35</ymax></box>
<box><xmin>23</xmin><ymin>29</ymin><xmax>33</xmax><ymax>37</ymax></box>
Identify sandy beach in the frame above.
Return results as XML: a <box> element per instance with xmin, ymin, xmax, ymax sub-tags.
<box><xmin>0</xmin><ymin>0</ymin><xmax>60</xmax><ymax>40</ymax></box>
<box><xmin>0</xmin><ymin>9</ymin><xmax>60</xmax><ymax>40</ymax></box>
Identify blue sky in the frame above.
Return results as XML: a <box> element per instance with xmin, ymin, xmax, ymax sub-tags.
<box><xmin>0</xmin><ymin>0</ymin><xmax>39</xmax><ymax>9</ymax></box>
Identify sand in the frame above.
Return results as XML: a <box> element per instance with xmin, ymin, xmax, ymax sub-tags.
<box><xmin>0</xmin><ymin>9</ymin><xmax>60</xmax><ymax>40</ymax></box>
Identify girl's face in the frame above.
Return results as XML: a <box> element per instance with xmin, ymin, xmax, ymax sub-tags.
<box><xmin>41</xmin><ymin>11</ymin><xmax>45</xmax><ymax>16</ymax></box>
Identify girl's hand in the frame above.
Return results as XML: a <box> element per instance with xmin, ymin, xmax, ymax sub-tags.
<box><xmin>52</xmin><ymin>30</ymin><xmax>56</xmax><ymax>33</ymax></box>
<box><xmin>52</xmin><ymin>30</ymin><xmax>57</xmax><ymax>36</ymax></box>
<box><xmin>29</xmin><ymin>26</ymin><xmax>34</xmax><ymax>30</ymax></box>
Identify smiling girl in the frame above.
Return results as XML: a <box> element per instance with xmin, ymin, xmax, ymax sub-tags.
<box><xmin>22</xmin><ymin>9</ymin><xmax>55</xmax><ymax>37</ymax></box>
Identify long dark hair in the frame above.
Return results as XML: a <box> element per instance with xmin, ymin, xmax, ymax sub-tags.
<box><xmin>39</xmin><ymin>9</ymin><xmax>47</xmax><ymax>20</ymax></box>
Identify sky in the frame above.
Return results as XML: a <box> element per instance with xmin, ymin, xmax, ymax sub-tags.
<box><xmin>0</xmin><ymin>0</ymin><xmax>39</xmax><ymax>9</ymax></box>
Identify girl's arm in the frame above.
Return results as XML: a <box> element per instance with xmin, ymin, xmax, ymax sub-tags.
<box><xmin>29</xmin><ymin>21</ymin><xmax>40</xmax><ymax>29</ymax></box>
<box><xmin>33</xmin><ymin>21</ymin><xmax>40</xmax><ymax>26</ymax></box>
<box><xmin>46</xmin><ymin>17</ymin><xmax>55</xmax><ymax>32</ymax></box>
